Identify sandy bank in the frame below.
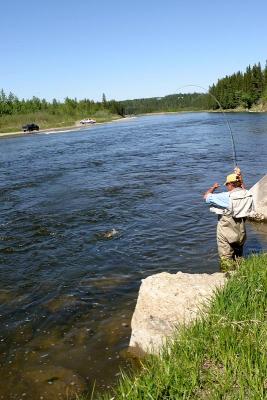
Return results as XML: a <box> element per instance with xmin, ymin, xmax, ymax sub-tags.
<box><xmin>0</xmin><ymin>116</ymin><xmax>136</xmax><ymax>139</ymax></box>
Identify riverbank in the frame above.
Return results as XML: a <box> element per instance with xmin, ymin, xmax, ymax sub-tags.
<box><xmin>0</xmin><ymin>116</ymin><xmax>135</xmax><ymax>139</ymax></box>
<box><xmin>2</xmin><ymin>106</ymin><xmax>267</xmax><ymax>139</ymax></box>
<box><xmin>91</xmin><ymin>253</ymin><xmax>267</xmax><ymax>400</ymax></box>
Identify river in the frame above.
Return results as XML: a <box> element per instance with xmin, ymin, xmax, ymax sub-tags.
<box><xmin>0</xmin><ymin>112</ymin><xmax>267</xmax><ymax>399</ymax></box>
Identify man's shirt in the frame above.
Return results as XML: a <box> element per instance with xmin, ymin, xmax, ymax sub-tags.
<box><xmin>205</xmin><ymin>192</ymin><xmax>230</xmax><ymax>211</ymax></box>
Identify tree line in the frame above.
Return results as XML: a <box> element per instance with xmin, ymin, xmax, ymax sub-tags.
<box><xmin>1</xmin><ymin>61</ymin><xmax>267</xmax><ymax>120</ymax></box>
<box><xmin>120</xmin><ymin>93</ymin><xmax>214</xmax><ymax>114</ymax></box>
<box><xmin>209</xmin><ymin>62</ymin><xmax>267</xmax><ymax>109</ymax></box>
<box><xmin>120</xmin><ymin>62</ymin><xmax>267</xmax><ymax>114</ymax></box>
<box><xmin>0</xmin><ymin>91</ymin><xmax>125</xmax><ymax>118</ymax></box>
<box><xmin>121</xmin><ymin>63</ymin><xmax>267</xmax><ymax>114</ymax></box>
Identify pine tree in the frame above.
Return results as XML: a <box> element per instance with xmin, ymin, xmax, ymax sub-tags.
<box><xmin>251</xmin><ymin>63</ymin><xmax>264</xmax><ymax>102</ymax></box>
<box><xmin>102</xmin><ymin>93</ymin><xmax>107</xmax><ymax>107</ymax></box>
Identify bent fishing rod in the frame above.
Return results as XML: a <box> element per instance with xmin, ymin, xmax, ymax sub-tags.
<box><xmin>177</xmin><ymin>84</ymin><xmax>238</xmax><ymax>169</ymax></box>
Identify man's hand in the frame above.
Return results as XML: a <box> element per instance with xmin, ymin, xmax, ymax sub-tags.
<box><xmin>213</xmin><ymin>182</ymin><xmax>220</xmax><ymax>190</ymax></box>
<box><xmin>234</xmin><ymin>166</ymin><xmax>245</xmax><ymax>188</ymax></box>
<box><xmin>203</xmin><ymin>182</ymin><xmax>220</xmax><ymax>199</ymax></box>
<box><xmin>234</xmin><ymin>167</ymin><xmax>241</xmax><ymax>176</ymax></box>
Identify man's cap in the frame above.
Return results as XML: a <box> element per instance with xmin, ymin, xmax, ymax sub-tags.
<box><xmin>224</xmin><ymin>173</ymin><xmax>239</xmax><ymax>185</ymax></box>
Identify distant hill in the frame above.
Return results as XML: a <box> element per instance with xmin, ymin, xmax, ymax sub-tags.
<box><xmin>120</xmin><ymin>92</ymin><xmax>213</xmax><ymax>115</ymax></box>
<box><xmin>120</xmin><ymin>61</ymin><xmax>267</xmax><ymax>115</ymax></box>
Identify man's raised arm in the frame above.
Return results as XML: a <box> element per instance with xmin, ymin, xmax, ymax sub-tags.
<box><xmin>203</xmin><ymin>182</ymin><xmax>220</xmax><ymax>200</ymax></box>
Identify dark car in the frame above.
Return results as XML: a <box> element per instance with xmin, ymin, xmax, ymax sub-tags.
<box><xmin>22</xmin><ymin>123</ymin><xmax>39</xmax><ymax>133</ymax></box>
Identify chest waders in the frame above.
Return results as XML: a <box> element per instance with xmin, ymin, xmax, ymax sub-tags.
<box><xmin>217</xmin><ymin>189</ymin><xmax>253</xmax><ymax>271</ymax></box>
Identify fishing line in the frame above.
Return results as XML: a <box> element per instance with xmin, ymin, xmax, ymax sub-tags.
<box><xmin>177</xmin><ymin>84</ymin><xmax>238</xmax><ymax>168</ymax></box>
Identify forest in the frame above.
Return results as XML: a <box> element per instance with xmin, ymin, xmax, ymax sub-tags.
<box><xmin>121</xmin><ymin>62</ymin><xmax>267</xmax><ymax>113</ymax></box>
<box><xmin>0</xmin><ymin>92</ymin><xmax>124</xmax><ymax>119</ymax></box>
<box><xmin>209</xmin><ymin>62</ymin><xmax>267</xmax><ymax>109</ymax></box>
<box><xmin>0</xmin><ymin>93</ymin><xmax>125</xmax><ymax>133</ymax></box>
<box><xmin>1</xmin><ymin>61</ymin><xmax>267</xmax><ymax>132</ymax></box>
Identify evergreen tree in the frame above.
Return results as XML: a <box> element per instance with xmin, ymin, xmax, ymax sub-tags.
<box><xmin>102</xmin><ymin>93</ymin><xmax>107</xmax><ymax>107</ymax></box>
<box><xmin>250</xmin><ymin>63</ymin><xmax>264</xmax><ymax>102</ymax></box>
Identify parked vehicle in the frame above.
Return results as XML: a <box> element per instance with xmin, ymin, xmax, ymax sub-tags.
<box><xmin>22</xmin><ymin>123</ymin><xmax>39</xmax><ymax>132</ymax></box>
<box><xmin>80</xmin><ymin>118</ymin><xmax>96</xmax><ymax>125</ymax></box>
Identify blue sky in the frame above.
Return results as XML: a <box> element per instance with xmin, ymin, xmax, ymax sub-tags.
<box><xmin>1</xmin><ymin>0</ymin><xmax>267</xmax><ymax>101</ymax></box>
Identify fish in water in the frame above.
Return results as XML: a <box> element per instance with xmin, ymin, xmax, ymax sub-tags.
<box><xmin>97</xmin><ymin>228</ymin><xmax>119</xmax><ymax>239</ymax></box>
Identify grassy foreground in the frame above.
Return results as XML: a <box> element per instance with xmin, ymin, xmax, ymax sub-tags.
<box><xmin>87</xmin><ymin>253</ymin><xmax>267</xmax><ymax>400</ymax></box>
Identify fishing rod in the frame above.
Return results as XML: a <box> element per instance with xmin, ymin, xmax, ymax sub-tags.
<box><xmin>177</xmin><ymin>85</ymin><xmax>238</xmax><ymax>168</ymax></box>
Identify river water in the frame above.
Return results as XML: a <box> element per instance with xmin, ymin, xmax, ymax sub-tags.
<box><xmin>0</xmin><ymin>113</ymin><xmax>267</xmax><ymax>399</ymax></box>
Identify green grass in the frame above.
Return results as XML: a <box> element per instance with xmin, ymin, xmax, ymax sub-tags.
<box><xmin>86</xmin><ymin>253</ymin><xmax>267</xmax><ymax>400</ymax></box>
<box><xmin>0</xmin><ymin>110</ymin><xmax>121</xmax><ymax>133</ymax></box>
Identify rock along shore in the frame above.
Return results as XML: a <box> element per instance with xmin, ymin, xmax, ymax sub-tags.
<box><xmin>248</xmin><ymin>175</ymin><xmax>267</xmax><ymax>221</ymax></box>
<box><xmin>129</xmin><ymin>271</ymin><xmax>226</xmax><ymax>355</ymax></box>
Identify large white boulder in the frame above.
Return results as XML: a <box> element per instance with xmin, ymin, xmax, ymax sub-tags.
<box><xmin>249</xmin><ymin>175</ymin><xmax>267</xmax><ymax>220</ymax></box>
<box><xmin>129</xmin><ymin>271</ymin><xmax>226</xmax><ymax>355</ymax></box>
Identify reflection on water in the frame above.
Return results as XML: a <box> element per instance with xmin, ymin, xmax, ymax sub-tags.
<box><xmin>0</xmin><ymin>113</ymin><xmax>267</xmax><ymax>398</ymax></box>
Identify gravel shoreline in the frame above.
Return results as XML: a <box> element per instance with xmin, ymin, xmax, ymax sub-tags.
<box><xmin>0</xmin><ymin>116</ymin><xmax>135</xmax><ymax>139</ymax></box>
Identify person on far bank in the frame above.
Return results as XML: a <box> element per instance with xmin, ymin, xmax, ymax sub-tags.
<box><xmin>203</xmin><ymin>168</ymin><xmax>254</xmax><ymax>271</ymax></box>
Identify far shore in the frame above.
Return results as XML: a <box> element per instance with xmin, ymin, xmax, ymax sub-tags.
<box><xmin>1</xmin><ymin>107</ymin><xmax>266</xmax><ymax>139</ymax></box>
<box><xmin>0</xmin><ymin>116</ymin><xmax>136</xmax><ymax>139</ymax></box>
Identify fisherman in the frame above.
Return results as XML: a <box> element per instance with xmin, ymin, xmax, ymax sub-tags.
<box><xmin>203</xmin><ymin>168</ymin><xmax>253</xmax><ymax>271</ymax></box>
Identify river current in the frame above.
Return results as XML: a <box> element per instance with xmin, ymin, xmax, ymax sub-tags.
<box><xmin>0</xmin><ymin>113</ymin><xmax>267</xmax><ymax>399</ymax></box>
